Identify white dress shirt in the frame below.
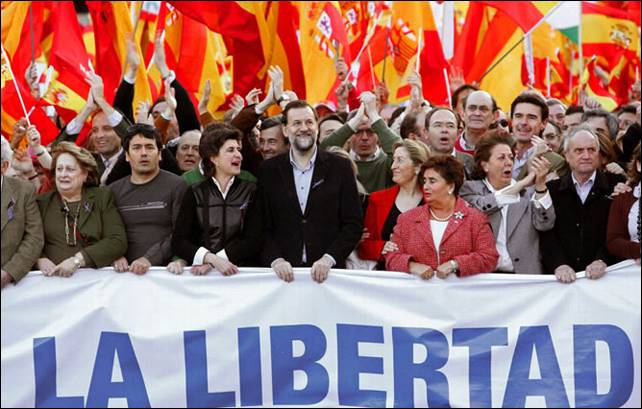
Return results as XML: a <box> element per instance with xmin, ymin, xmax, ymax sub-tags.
<box><xmin>483</xmin><ymin>178</ymin><xmax>552</xmax><ymax>272</ymax></box>
<box><xmin>572</xmin><ymin>171</ymin><xmax>597</xmax><ymax>204</ymax></box>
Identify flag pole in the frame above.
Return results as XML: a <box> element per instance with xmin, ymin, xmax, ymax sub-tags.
<box><xmin>578</xmin><ymin>4</ymin><xmax>583</xmax><ymax>91</ymax></box>
<box><xmin>444</xmin><ymin>68</ymin><xmax>452</xmax><ymax>108</ymax></box>
<box><xmin>343</xmin><ymin>10</ymin><xmax>383</xmax><ymax>86</ymax></box>
<box><xmin>1</xmin><ymin>43</ymin><xmax>32</xmax><ymax>126</ymax></box>
<box><xmin>367</xmin><ymin>45</ymin><xmax>376</xmax><ymax>88</ymax></box>
<box><xmin>479</xmin><ymin>1</ymin><xmax>565</xmax><ymax>82</ymax></box>
<box><xmin>381</xmin><ymin>29</ymin><xmax>389</xmax><ymax>84</ymax></box>
<box><xmin>546</xmin><ymin>57</ymin><xmax>551</xmax><ymax>97</ymax></box>
<box><xmin>415</xmin><ymin>27</ymin><xmax>423</xmax><ymax>73</ymax></box>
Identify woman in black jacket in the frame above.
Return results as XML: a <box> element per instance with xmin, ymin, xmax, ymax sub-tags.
<box><xmin>172</xmin><ymin>123</ymin><xmax>258</xmax><ymax>275</ymax></box>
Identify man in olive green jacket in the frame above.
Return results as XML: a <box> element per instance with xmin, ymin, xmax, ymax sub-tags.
<box><xmin>1</xmin><ymin>144</ymin><xmax>44</xmax><ymax>288</ymax></box>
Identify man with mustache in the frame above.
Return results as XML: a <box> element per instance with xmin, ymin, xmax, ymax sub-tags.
<box><xmin>254</xmin><ymin>100</ymin><xmax>363</xmax><ymax>283</ymax></box>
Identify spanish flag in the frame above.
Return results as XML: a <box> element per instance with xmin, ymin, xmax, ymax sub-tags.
<box><xmin>161</xmin><ymin>5</ymin><xmax>227</xmax><ymax>114</ymax></box>
<box><xmin>169</xmin><ymin>1</ymin><xmax>269</xmax><ymax>104</ymax></box>
<box><xmin>297</xmin><ymin>1</ymin><xmax>352</xmax><ymax>104</ymax></box>
<box><xmin>86</xmin><ymin>1</ymin><xmax>152</xmax><ymax>111</ymax></box>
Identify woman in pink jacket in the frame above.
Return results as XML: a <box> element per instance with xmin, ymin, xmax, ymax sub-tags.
<box><xmin>385</xmin><ymin>155</ymin><xmax>499</xmax><ymax>278</ymax></box>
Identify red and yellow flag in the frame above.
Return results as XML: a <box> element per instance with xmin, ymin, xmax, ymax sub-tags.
<box><xmin>169</xmin><ymin>1</ymin><xmax>269</xmax><ymax>104</ymax></box>
<box><xmin>297</xmin><ymin>1</ymin><xmax>352</xmax><ymax>104</ymax></box>
<box><xmin>160</xmin><ymin>4</ymin><xmax>227</xmax><ymax>114</ymax></box>
<box><xmin>86</xmin><ymin>1</ymin><xmax>152</xmax><ymax>111</ymax></box>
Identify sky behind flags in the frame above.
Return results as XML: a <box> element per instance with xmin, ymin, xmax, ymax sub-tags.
<box><xmin>1</xmin><ymin>1</ymin><xmax>640</xmax><ymax>142</ymax></box>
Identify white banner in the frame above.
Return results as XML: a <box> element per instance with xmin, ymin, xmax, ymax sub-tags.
<box><xmin>2</xmin><ymin>261</ymin><xmax>640</xmax><ymax>408</ymax></box>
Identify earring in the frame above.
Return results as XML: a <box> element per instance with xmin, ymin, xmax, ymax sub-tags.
<box><xmin>449</xmin><ymin>190</ymin><xmax>454</xmax><ymax>195</ymax></box>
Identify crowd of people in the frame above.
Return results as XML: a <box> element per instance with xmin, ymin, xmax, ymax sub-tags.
<box><xmin>1</xmin><ymin>43</ymin><xmax>640</xmax><ymax>289</ymax></box>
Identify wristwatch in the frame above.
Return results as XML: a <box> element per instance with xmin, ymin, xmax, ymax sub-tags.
<box><xmin>73</xmin><ymin>256</ymin><xmax>82</xmax><ymax>270</ymax></box>
<box><xmin>449</xmin><ymin>259</ymin><xmax>459</xmax><ymax>275</ymax></box>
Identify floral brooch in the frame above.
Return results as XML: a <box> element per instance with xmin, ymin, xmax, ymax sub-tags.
<box><xmin>453</xmin><ymin>211</ymin><xmax>465</xmax><ymax>220</ymax></box>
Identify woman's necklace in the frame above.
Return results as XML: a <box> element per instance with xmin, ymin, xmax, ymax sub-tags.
<box><xmin>429</xmin><ymin>206</ymin><xmax>454</xmax><ymax>222</ymax></box>
<box><xmin>62</xmin><ymin>199</ymin><xmax>82</xmax><ymax>246</ymax></box>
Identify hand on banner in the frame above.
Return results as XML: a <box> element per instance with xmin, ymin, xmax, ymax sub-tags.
<box><xmin>37</xmin><ymin>258</ymin><xmax>57</xmax><ymax>277</ymax></box>
<box><xmin>272</xmin><ymin>258</ymin><xmax>293</xmax><ymax>282</ymax></box>
<box><xmin>585</xmin><ymin>260</ymin><xmax>607</xmax><ymax>280</ymax></box>
<box><xmin>130</xmin><ymin>257</ymin><xmax>152</xmax><ymax>275</ymax></box>
<box><xmin>112</xmin><ymin>256</ymin><xmax>129</xmax><ymax>273</ymax></box>
<box><xmin>311</xmin><ymin>255</ymin><xmax>333</xmax><ymax>283</ymax></box>
<box><xmin>167</xmin><ymin>259</ymin><xmax>186</xmax><ymax>275</ymax></box>
<box><xmin>52</xmin><ymin>257</ymin><xmax>80</xmax><ymax>278</ymax></box>
<box><xmin>1</xmin><ymin>269</ymin><xmax>12</xmax><ymax>289</ymax></box>
<box><xmin>409</xmin><ymin>261</ymin><xmax>433</xmax><ymax>280</ymax></box>
<box><xmin>206</xmin><ymin>254</ymin><xmax>239</xmax><ymax>276</ymax></box>
<box><xmin>435</xmin><ymin>261</ymin><xmax>455</xmax><ymax>279</ymax></box>
<box><xmin>554</xmin><ymin>264</ymin><xmax>576</xmax><ymax>283</ymax></box>
<box><xmin>190</xmin><ymin>264</ymin><xmax>212</xmax><ymax>275</ymax></box>
<box><xmin>198</xmin><ymin>80</ymin><xmax>212</xmax><ymax>115</ymax></box>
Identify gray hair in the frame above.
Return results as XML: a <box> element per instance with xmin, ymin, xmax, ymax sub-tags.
<box><xmin>563</xmin><ymin>123</ymin><xmax>600</xmax><ymax>152</ymax></box>
<box><xmin>1</xmin><ymin>136</ymin><xmax>13</xmax><ymax>163</ymax></box>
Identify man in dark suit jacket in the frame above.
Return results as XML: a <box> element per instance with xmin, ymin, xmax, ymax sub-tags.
<box><xmin>255</xmin><ymin>100</ymin><xmax>363</xmax><ymax>283</ymax></box>
<box><xmin>541</xmin><ymin>125</ymin><xmax>625</xmax><ymax>282</ymax></box>
<box><xmin>1</xmin><ymin>142</ymin><xmax>44</xmax><ymax>288</ymax></box>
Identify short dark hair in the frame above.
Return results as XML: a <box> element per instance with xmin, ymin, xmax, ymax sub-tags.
<box><xmin>318</xmin><ymin>113</ymin><xmax>345</xmax><ymax>129</ymax></box>
<box><xmin>260</xmin><ymin>115</ymin><xmax>283</xmax><ymax>131</ymax></box>
<box><xmin>582</xmin><ymin>109</ymin><xmax>619</xmax><ymax>140</ymax></box>
<box><xmin>400</xmin><ymin>112</ymin><xmax>419</xmax><ymax>139</ymax></box>
<box><xmin>387</xmin><ymin>106</ymin><xmax>406</xmax><ymax>127</ymax></box>
<box><xmin>281</xmin><ymin>100</ymin><xmax>318</xmax><ymax>125</ymax></box>
<box><xmin>510</xmin><ymin>93</ymin><xmax>548</xmax><ymax>122</ymax></box>
<box><xmin>123</xmin><ymin>124</ymin><xmax>163</xmax><ymax>152</ymax></box>
<box><xmin>452</xmin><ymin>84</ymin><xmax>479</xmax><ymax>109</ymax></box>
<box><xmin>471</xmin><ymin>129</ymin><xmax>514</xmax><ymax>180</ymax></box>
<box><xmin>419</xmin><ymin>155</ymin><xmax>465</xmax><ymax>196</ymax></box>
<box><xmin>565</xmin><ymin>104</ymin><xmax>584</xmax><ymax>116</ymax></box>
<box><xmin>546</xmin><ymin>98</ymin><xmax>565</xmax><ymax>108</ymax></box>
<box><xmin>618</xmin><ymin>104</ymin><xmax>638</xmax><ymax>117</ymax></box>
<box><xmin>200</xmin><ymin>123</ymin><xmax>242</xmax><ymax>177</ymax></box>
<box><xmin>424</xmin><ymin>106</ymin><xmax>459</xmax><ymax>131</ymax></box>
